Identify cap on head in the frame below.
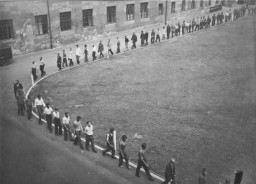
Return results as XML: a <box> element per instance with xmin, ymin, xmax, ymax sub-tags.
<box><xmin>171</xmin><ymin>158</ymin><xmax>175</xmax><ymax>162</ymax></box>
<box><xmin>110</xmin><ymin>128</ymin><xmax>115</xmax><ymax>132</ymax></box>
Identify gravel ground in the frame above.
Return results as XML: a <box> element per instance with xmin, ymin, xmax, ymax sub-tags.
<box><xmin>30</xmin><ymin>15</ymin><xmax>256</xmax><ymax>184</ymax></box>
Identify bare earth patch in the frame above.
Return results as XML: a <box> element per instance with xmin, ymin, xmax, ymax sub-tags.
<box><xmin>30</xmin><ymin>16</ymin><xmax>256</xmax><ymax>184</ymax></box>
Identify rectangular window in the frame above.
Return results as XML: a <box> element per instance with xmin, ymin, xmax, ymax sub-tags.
<box><xmin>191</xmin><ymin>0</ymin><xmax>196</xmax><ymax>9</ymax></box>
<box><xmin>60</xmin><ymin>12</ymin><xmax>71</xmax><ymax>31</ymax></box>
<box><xmin>83</xmin><ymin>9</ymin><xmax>93</xmax><ymax>27</ymax></box>
<box><xmin>209</xmin><ymin>0</ymin><xmax>211</xmax><ymax>6</ymax></box>
<box><xmin>140</xmin><ymin>2</ymin><xmax>148</xmax><ymax>18</ymax></box>
<box><xmin>216</xmin><ymin>0</ymin><xmax>219</xmax><ymax>5</ymax></box>
<box><xmin>159</xmin><ymin>3</ymin><xmax>164</xmax><ymax>15</ymax></box>
<box><xmin>0</xmin><ymin>19</ymin><xmax>14</xmax><ymax>40</ymax></box>
<box><xmin>200</xmin><ymin>0</ymin><xmax>204</xmax><ymax>7</ymax></box>
<box><xmin>171</xmin><ymin>2</ymin><xmax>176</xmax><ymax>13</ymax></box>
<box><xmin>107</xmin><ymin>6</ymin><xmax>116</xmax><ymax>23</ymax></box>
<box><xmin>126</xmin><ymin>4</ymin><xmax>135</xmax><ymax>20</ymax></box>
<box><xmin>35</xmin><ymin>15</ymin><xmax>48</xmax><ymax>35</ymax></box>
<box><xmin>181</xmin><ymin>0</ymin><xmax>186</xmax><ymax>11</ymax></box>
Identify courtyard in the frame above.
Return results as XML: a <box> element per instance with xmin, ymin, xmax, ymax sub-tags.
<box><xmin>30</xmin><ymin>16</ymin><xmax>256</xmax><ymax>184</ymax></box>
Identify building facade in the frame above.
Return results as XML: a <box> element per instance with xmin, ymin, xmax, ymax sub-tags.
<box><xmin>0</xmin><ymin>0</ymin><xmax>235</xmax><ymax>56</ymax></box>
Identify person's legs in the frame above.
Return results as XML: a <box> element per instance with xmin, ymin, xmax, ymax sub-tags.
<box><xmin>58</xmin><ymin>119</ymin><xmax>62</xmax><ymax>135</ymax></box>
<box><xmin>136</xmin><ymin>160</ymin><xmax>142</xmax><ymax>176</ymax></box>
<box><xmin>119</xmin><ymin>153</ymin><xmax>124</xmax><ymax>167</ymax></box>
<box><xmin>63</xmin><ymin>126</ymin><xmax>68</xmax><ymax>141</ymax></box>
<box><xmin>142</xmin><ymin>162</ymin><xmax>153</xmax><ymax>180</ymax></box>
<box><xmin>124</xmin><ymin>153</ymin><xmax>129</xmax><ymax>168</ymax></box>
<box><xmin>90</xmin><ymin>136</ymin><xmax>97</xmax><ymax>152</ymax></box>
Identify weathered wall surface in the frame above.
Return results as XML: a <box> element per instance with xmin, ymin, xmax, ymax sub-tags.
<box><xmin>0</xmin><ymin>0</ymin><xmax>235</xmax><ymax>56</ymax></box>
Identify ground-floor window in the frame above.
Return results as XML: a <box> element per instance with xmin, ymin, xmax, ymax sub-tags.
<box><xmin>191</xmin><ymin>0</ymin><xmax>196</xmax><ymax>9</ymax></box>
<box><xmin>181</xmin><ymin>0</ymin><xmax>186</xmax><ymax>11</ymax></box>
<box><xmin>83</xmin><ymin>9</ymin><xmax>93</xmax><ymax>27</ymax></box>
<box><xmin>60</xmin><ymin>12</ymin><xmax>72</xmax><ymax>31</ymax></box>
<box><xmin>126</xmin><ymin>4</ymin><xmax>135</xmax><ymax>20</ymax></box>
<box><xmin>140</xmin><ymin>2</ymin><xmax>148</xmax><ymax>18</ymax></box>
<box><xmin>171</xmin><ymin>2</ymin><xmax>176</xmax><ymax>13</ymax></box>
<box><xmin>159</xmin><ymin>3</ymin><xmax>164</xmax><ymax>15</ymax></box>
<box><xmin>35</xmin><ymin>15</ymin><xmax>48</xmax><ymax>35</ymax></box>
<box><xmin>0</xmin><ymin>19</ymin><xmax>14</xmax><ymax>40</ymax></box>
<box><xmin>107</xmin><ymin>6</ymin><xmax>116</xmax><ymax>23</ymax></box>
<box><xmin>200</xmin><ymin>0</ymin><xmax>204</xmax><ymax>7</ymax></box>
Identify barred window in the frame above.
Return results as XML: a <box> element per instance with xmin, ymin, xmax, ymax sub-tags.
<box><xmin>126</xmin><ymin>4</ymin><xmax>135</xmax><ymax>20</ymax></box>
<box><xmin>188</xmin><ymin>0</ymin><xmax>192</xmax><ymax>10</ymax></box>
<box><xmin>83</xmin><ymin>9</ymin><xmax>93</xmax><ymax>27</ymax></box>
<box><xmin>60</xmin><ymin>12</ymin><xmax>71</xmax><ymax>31</ymax></box>
<box><xmin>181</xmin><ymin>0</ymin><xmax>186</xmax><ymax>11</ymax></box>
<box><xmin>216</xmin><ymin>0</ymin><xmax>219</xmax><ymax>4</ymax></box>
<box><xmin>200</xmin><ymin>0</ymin><xmax>204</xmax><ymax>7</ymax></box>
<box><xmin>171</xmin><ymin>2</ymin><xmax>176</xmax><ymax>13</ymax></box>
<box><xmin>209</xmin><ymin>0</ymin><xmax>211</xmax><ymax>6</ymax></box>
<box><xmin>191</xmin><ymin>0</ymin><xmax>196</xmax><ymax>9</ymax></box>
<box><xmin>35</xmin><ymin>15</ymin><xmax>48</xmax><ymax>35</ymax></box>
<box><xmin>107</xmin><ymin>6</ymin><xmax>116</xmax><ymax>23</ymax></box>
<box><xmin>140</xmin><ymin>2</ymin><xmax>148</xmax><ymax>18</ymax></box>
<box><xmin>0</xmin><ymin>19</ymin><xmax>14</xmax><ymax>40</ymax></box>
<box><xmin>159</xmin><ymin>3</ymin><xmax>163</xmax><ymax>15</ymax></box>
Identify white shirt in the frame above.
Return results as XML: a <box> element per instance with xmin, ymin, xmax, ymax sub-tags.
<box><xmin>53</xmin><ymin>111</ymin><xmax>60</xmax><ymax>118</ymax></box>
<box><xmin>40</xmin><ymin>60</ymin><xmax>45</xmax><ymax>66</ymax></box>
<box><xmin>32</xmin><ymin>63</ymin><xmax>37</xmax><ymax>69</ymax></box>
<box><xmin>62</xmin><ymin>116</ymin><xmax>70</xmax><ymax>125</ymax></box>
<box><xmin>69</xmin><ymin>50</ymin><xmax>73</xmax><ymax>59</ymax></box>
<box><xmin>73</xmin><ymin>120</ymin><xmax>82</xmax><ymax>131</ymax></box>
<box><xmin>162</xmin><ymin>28</ymin><xmax>166</xmax><ymax>35</ymax></box>
<box><xmin>44</xmin><ymin>107</ymin><xmax>53</xmax><ymax>115</ymax></box>
<box><xmin>84</xmin><ymin>125</ymin><xmax>93</xmax><ymax>135</ymax></box>
<box><xmin>34</xmin><ymin>98</ymin><xmax>45</xmax><ymax>107</ymax></box>
<box><xmin>92</xmin><ymin>46</ymin><xmax>96</xmax><ymax>52</ymax></box>
<box><xmin>75</xmin><ymin>47</ymin><xmax>81</xmax><ymax>56</ymax></box>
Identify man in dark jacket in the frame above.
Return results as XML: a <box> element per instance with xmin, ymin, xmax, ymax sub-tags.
<box><xmin>162</xmin><ymin>158</ymin><xmax>176</xmax><ymax>184</ymax></box>
<box><xmin>131</xmin><ymin>32</ymin><xmax>137</xmax><ymax>49</ymax></box>
<box><xmin>144</xmin><ymin>31</ymin><xmax>148</xmax><ymax>46</ymax></box>
<box><xmin>167</xmin><ymin>24</ymin><xmax>171</xmax><ymax>39</ymax></box>
<box><xmin>102</xmin><ymin>128</ymin><xmax>116</xmax><ymax>158</ymax></box>
<box><xmin>14</xmin><ymin>80</ymin><xmax>21</xmax><ymax>99</ymax></box>
<box><xmin>98</xmin><ymin>41</ymin><xmax>104</xmax><ymax>59</ymax></box>
<box><xmin>140</xmin><ymin>31</ymin><xmax>144</xmax><ymax>47</ymax></box>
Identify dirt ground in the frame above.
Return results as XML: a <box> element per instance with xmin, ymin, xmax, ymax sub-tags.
<box><xmin>30</xmin><ymin>16</ymin><xmax>256</xmax><ymax>184</ymax></box>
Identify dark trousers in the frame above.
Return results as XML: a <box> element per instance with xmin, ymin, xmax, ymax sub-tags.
<box><xmin>131</xmin><ymin>42</ymin><xmax>136</xmax><ymax>49</ymax></box>
<box><xmin>195</xmin><ymin>24</ymin><xmax>200</xmax><ymax>31</ymax></box>
<box><xmin>171</xmin><ymin>31</ymin><xmax>175</xmax><ymax>37</ymax></box>
<box><xmin>76</xmin><ymin>55</ymin><xmax>80</xmax><ymax>64</ymax></box>
<box><xmin>74</xmin><ymin>130</ymin><xmax>84</xmax><ymax>150</ymax></box>
<box><xmin>151</xmin><ymin>37</ymin><xmax>155</xmax><ymax>44</ymax></box>
<box><xmin>108</xmin><ymin>49</ymin><xmax>113</xmax><ymax>55</ymax></box>
<box><xmin>85</xmin><ymin>134</ymin><xmax>96</xmax><ymax>151</ymax></box>
<box><xmin>92</xmin><ymin>51</ymin><xmax>97</xmax><ymax>60</ymax></box>
<box><xmin>62</xmin><ymin>58</ymin><xmax>68</xmax><ymax>67</ymax></box>
<box><xmin>45</xmin><ymin>114</ymin><xmax>52</xmax><ymax>133</ymax></box>
<box><xmin>54</xmin><ymin>118</ymin><xmax>62</xmax><ymax>136</ymax></box>
<box><xmin>162</xmin><ymin>174</ymin><xmax>175</xmax><ymax>184</ymax></box>
<box><xmin>155</xmin><ymin>35</ymin><xmax>160</xmax><ymax>42</ymax></box>
<box><xmin>84</xmin><ymin>55</ymin><xmax>88</xmax><ymax>62</ymax></box>
<box><xmin>119</xmin><ymin>151</ymin><xmax>129</xmax><ymax>168</ymax></box>
<box><xmin>36</xmin><ymin>105</ymin><xmax>44</xmax><ymax>124</ymax></box>
<box><xmin>136</xmin><ymin>160</ymin><xmax>152</xmax><ymax>178</ymax></box>
<box><xmin>39</xmin><ymin>65</ymin><xmax>45</xmax><ymax>77</ymax></box>
<box><xmin>116</xmin><ymin>47</ymin><xmax>120</xmax><ymax>54</ymax></box>
<box><xmin>32</xmin><ymin>68</ymin><xmax>37</xmax><ymax>81</ymax></box>
<box><xmin>103</xmin><ymin>143</ymin><xmax>115</xmax><ymax>157</ymax></box>
<box><xmin>212</xmin><ymin>21</ymin><xmax>215</xmax><ymax>26</ymax></box>
<box><xmin>27</xmin><ymin>105</ymin><xmax>32</xmax><ymax>120</ymax></box>
<box><xmin>68</xmin><ymin>59</ymin><xmax>74</xmax><ymax>66</ymax></box>
<box><xmin>63</xmin><ymin>124</ymin><xmax>72</xmax><ymax>141</ymax></box>
<box><xmin>18</xmin><ymin>103</ymin><xmax>24</xmax><ymax>115</ymax></box>
<box><xmin>99</xmin><ymin>51</ymin><xmax>104</xmax><ymax>58</ymax></box>
<box><xmin>167</xmin><ymin>32</ymin><xmax>170</xmax><ymax>39</ymax></box>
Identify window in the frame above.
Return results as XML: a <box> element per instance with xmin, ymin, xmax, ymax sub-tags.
<box><xmin>140</xmin><ymin>2</ymin><xmax>148</xmax><ymax>18</ymax></box>
<box><xmin>126</xmin><ymin>4</ymin><xmax>135</xmax><ymax>20</ymax></box>
<box><xmin>159</xmin><ymin>3</ymin><xmax>163</xmax><ymax>15</ymax></box>
<box><xmin>191</xmin><ymin>0</ymin><xmax>196</xmax><ymax>9</ymax></box>
<box><xmin>200</xmin><ymin>0</ymin><xmax>204</xmax><ymax>7</ymax></box>
<box><xmin>60</xmin><ymin>12</ymin><xmax>71</xmax><ymax>31</ymax></box>
<box><xmin>83</xmin><ymin>9</ymin><xmax>93</xmax><ymax>27</ymax></box>
<box><xmin>35</xmin><ymin>15</ymin><xmax>48</xmax><ymax>35</ymax></box>
<box><xmin>171</xmin><ymin>2</ymin><xmax>176</xmax><ymax>13</ymax></box>
<box><xmin>188</xmin><ymin>0</ymin><xmax>192</xmax><ymax>10</ymax></box>
<box><xmin>181</xmin><ymin>0</ymin><xmax>186</xmax><ymax>11</ymax></box>
<box><xmin>107</xmin><ymin>6</ymin><xmax>116</xmax><ymax>23</ymax></box>
<box><xmin>0</xmin><ymin>19</ymin><xmax>14</xmax><ymax>40</ymax></box>
<box><xmin>209</xmin><ymin>0</ymin><xmax>211</xmax><ymax>6</ymax></box>
<box><xmin>216</xmin><ymin>0</ymin><xmax>219</xmax><ymax>5</ymax></box>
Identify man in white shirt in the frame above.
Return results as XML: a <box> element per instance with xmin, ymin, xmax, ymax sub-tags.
<box><xmin>84</xmin><ymin>121</ymin><xmax>97</xmax><ymax>153</ymax></box>
<box><xmin>31</xmin><ymin>61</ymin><xmax>37</xmax><ymax>81</ymax></box>
<box><xmin>34</xmin><ymin>94</ymin><xmax>45</xmax><ymax>125</ymax></box>
<box><xmin>44</xmin><ymin>103</ymin><xmax>53</xmax><ymax>133</ymax></box>
<box><xmin>75</xmin><ymin>45</ymin><xmax>81</xmax><ymax>64</ymax></box>
<box><xmin>73</xmin><ymin>116</ymin><xmax>84</xmax><ymax>150</ymax></box>
<box><xmin>62</xmin><ymin>112</ymin><xmax>72</xmax><ymax>141</ymax></box>
<box><xmin>92</xmin><ymin>45</ymin><xmax>97</xmax><ymax>61</ymax></box>
<box><xmin>68</xmin><ymin>48</ymin><xmax>74</xmax><ymax>66</ymax></box>
<box><xmin>53</xmin><ymin>108</ymin><xmax>62</xmax><ymax>136</ymax></box>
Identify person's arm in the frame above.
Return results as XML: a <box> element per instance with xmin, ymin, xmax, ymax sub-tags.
<box><xmin>106</xmin><ymin>133</ymin><xmax>113</xmax><ymax>147</ymax></box>
<box><xmin>119</xmin><ymin>142</ymin><xmax>124</xmax><ymax>157</ymax></box>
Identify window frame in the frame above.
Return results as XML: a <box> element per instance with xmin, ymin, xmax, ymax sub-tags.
<box><xmin>59</xmin><ymin>11</ymin><xmax>72</xmax><ymax>31</ymax></box>
<box><xmin>126</xmin><ymin>4</ymin><xmax>135</xmax><ymax>21</ymax></box>
<box><xmin>171</xmin><ymin>2</ymin><xmax>176</xmax><ymax>13</ymax></box>
<box><xmin>83</xmin><ymin>9</ymin><xmax>93</xmax><ymax>27</ymax></box>
<box><xmin>191</xmin><ymin>0</ymin><xmax>196</xmax><ymax>9</ymax></box>
<box><xmin>181</xmin><ymin>0</ymin><xmax>186</xmax><ymax>11</ymax></box>
<box><xmin>35</xmin><ymin>14</ymin><xmax>48</xmax><ymax>35</ymax></box>
<box><xmin>158</xmin><ymin>3</ymin><xmax>164</xmax><ymax>15</ymax></box>
<box><xmin>0</xmin><ymin>19</ymin><xmax>14</xmax><ymax>40</ymax></box>
<box><xmin>140</xmin><ymin>2</ymin><xmax>149</xmax><ymax>18</ymax></box>
<box><xmin>107</xmin><ymin>6</ymin><xmax>116</xmax><ymax>23</ymax></box>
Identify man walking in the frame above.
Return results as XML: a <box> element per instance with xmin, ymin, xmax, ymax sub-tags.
<box><xmin>144</xmin><ymin>31</ymin><xmax>148</xmax><ymax>46</ymax></box>
<box><xmin>151</xmin><ymin>29</ymin><xmax>155</xmax><ymax>44</ymax></box>
<box><xmin>140</xmin><ymin>31</ymin><xmax>144</xmax><ymax>47</ymax></box>
<box><xmin>84</xmin><ymin>121</ymin><xmax>97</xmax><ymax>153</ymax></box>
<box><xmin>107</xmin><ymin>39</ymin><xmax>114</xmax><ymax>56</ymax></box>
<box><xmin>39</xmin><ymin>57</ymin><xmax>46</xmax><ymax>77</ymax></box>
<box><xmin>92</xmin><ymin>45</ymin><xmax>97</xmax><ymax>60</ymax></box>
<box><xmin>73</xmin><ymin>116</ymin><xmax>84</xmax><ymax>150</ymax></box>
<box><xmin>155</xmin><ymin>28</ymin><xmax>160</xmax><ymax>42</ymax></box>
<box><xmin>34</xmin><ymin>94</ymin><xmax>45</xmax><ymax>125</ymax></box>
<box><xmin>16</xmin><ymin>86</ymin><xmax>25</xmax><ymax>116</ymax></box>
<box><xmin>162</xmin><ymin>158</ymin><xmax>176</xmax><ymax>184</ymax></box>
<box><xmin>62</xmin><ymin>50</ymin><xmax>68</xmax><ymax>67</ymax></box>
<box><xmin>84</xmin><ymin>45</ymin><xmax>88</xmax><ymax>62</ymax></box>
<box><xmin>131</xmin><ymin>32</ymin><xmax>137</xmax><ymax>49</ymax></box>
<box><xmin>68</xmin><ymin>48</ymin><xmax>74</xmax><ymax>66</ymax></box>
<box><xmin>44</xmin><ymin>103</ymin><xmax>53</xmax><ymax>133</ymax></box>
<box><xmin>75</xmin><ymin>45</ymin><xmax>81</xmax><ymax>64</ymax></box>
<box><xmin>167</xmin><ymin>24</ymin><xmax>171</xmax><ymax>39</ymax></box>
<box><xmin>53</xmin><ymin>108</ymin><xmax>62</xmax><ymax>136</ymax></box>
<box><xmin>57</xmin><ymin>53</ymin><xmax>62</xmax><ymax>70</ymax></box>
<box><xmin>62</xmin><ymin>112</ymin><xmax>72</xmax><ymax>141</ymax></box>
<box><xmin>98</xmin><ymin>41</ymin><xmax>104</xmax><ymax>59</ymax></box>
<box><xmin>102</xmin><ymin>128</ymin><xmax>116</xmax><ymax>159</ymax></box>
<box><xmin>125</xmin><ymin>36</ymin><xmax>129</xmax><ymax>51</ymax></box>
<box><xmin>135</xmin><ymin>143</ymin><xmax>154</xmax><ymax>181</ymax></box>
<box><xmin>116</xmin><ymin>37</ymin><xmax>121</xmax><ymax>54</ymax></box>
<box><xmin>25</xmin><ymin>95</ymin><xmax>33</xmax><ymax>120</ymax></box>
<box><xmin>119</xmin><ymin>135</ymin><xmax>131</xmax><ymax>169</ymax></box>
<box><xmin>31</xmin><ymin>61</ymin><xmax>37</xmax><ymax>81</ymax></box>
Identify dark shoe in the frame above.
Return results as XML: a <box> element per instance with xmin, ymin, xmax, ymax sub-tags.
<box><xmin>111</xmin><ymin>156</ymin><xmax>117</xmax><ymax>159</ymax></box>
<box><xmin>136</xmin><ymin>174</ymin><xmax>140</xmax><ymax>177</ymax></box>
<box><xmin>119</xmin><ymin>165</ymin><xmax>123</xmax><ymax>168</ymax></box>
<box><xmin>102</xmin><ymin>151</ymin><xmax>106</xmax><ymax>156</ymax></box>
<box><xmin>126</xmin><ymin>167</ymin><xmax>131</xmax><ymax>170</ymax></box>
<box><xmin>93</xmin><ymin>150</ymin><xmax>97</xmax><ymax>153</ymax></box>
<box><xmin>86</xmin><ymin>148</ymin><xmax>90</xmax><ymax>151</ymax></box>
